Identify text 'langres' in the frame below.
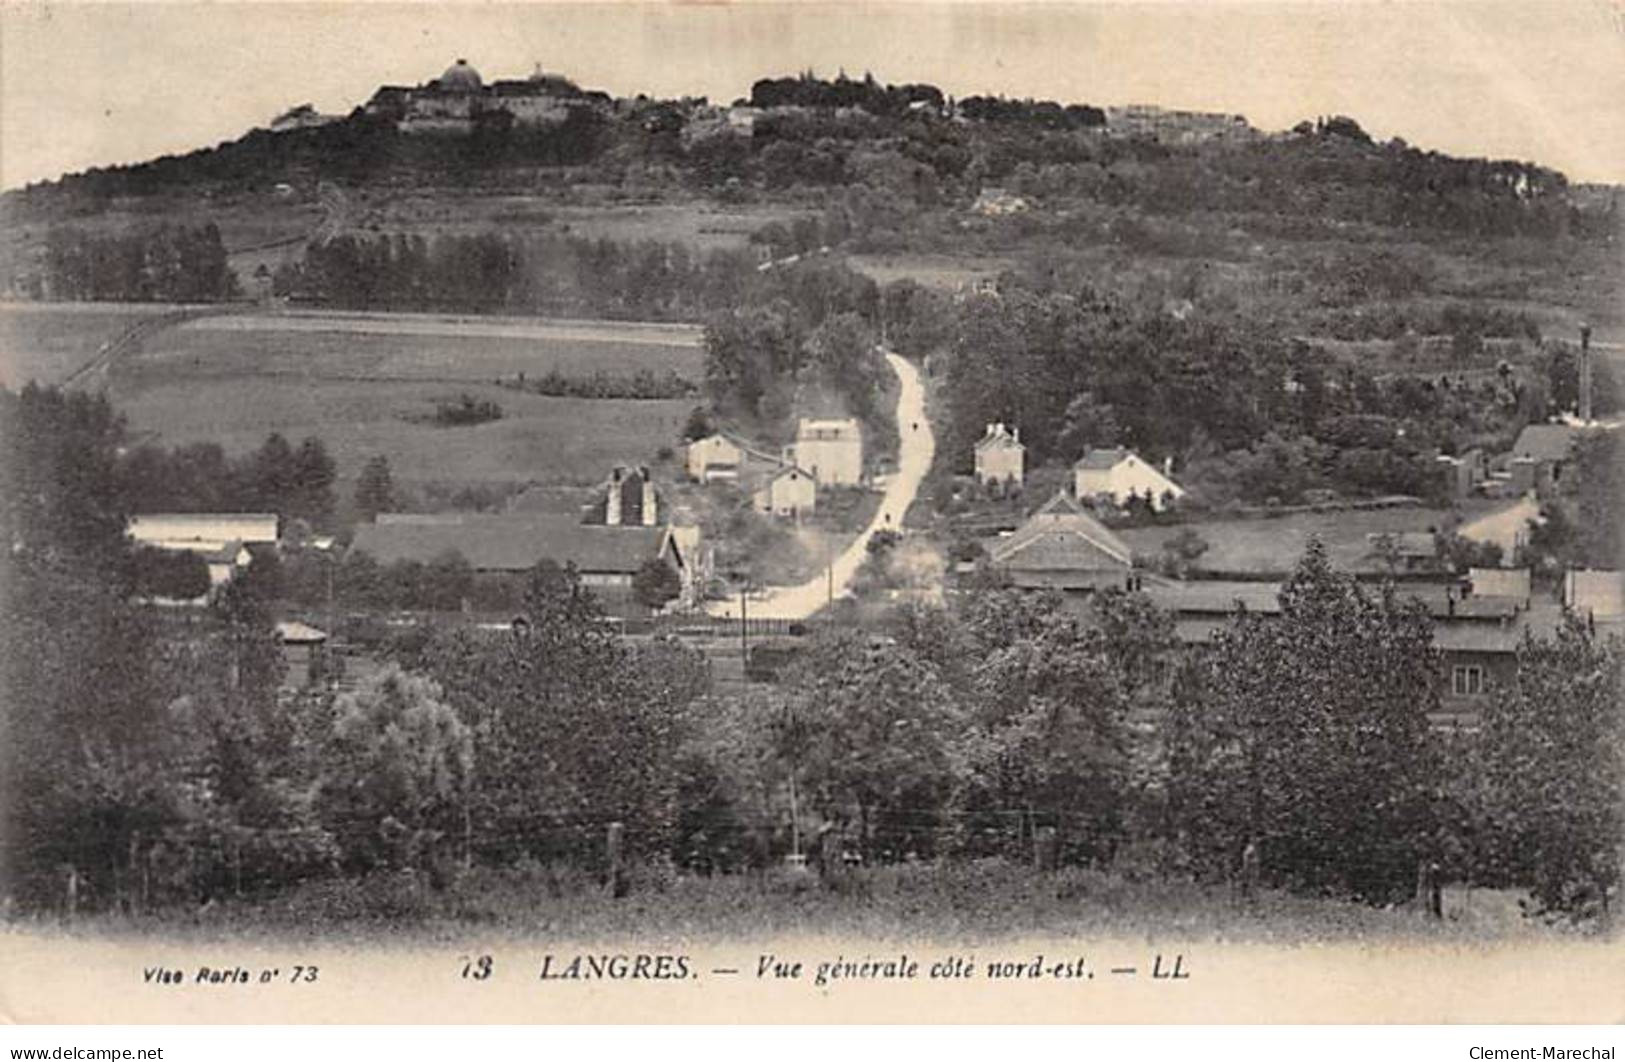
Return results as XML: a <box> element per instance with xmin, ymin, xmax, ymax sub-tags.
<box><xmin>538</xmin><ymin>954</ymin><xmax>692</xmax><ymax>980</ymax></box>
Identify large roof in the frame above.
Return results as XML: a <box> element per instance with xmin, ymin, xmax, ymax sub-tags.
<box><xmin>1512</xmin><ymin>423</ymin><xmax>1580</xmax><ymax>462</ymax></box>
<box><xmin>1074</xmin><ymin>447</ymin><xmax>1132</xmax><ymax>471</ymax></box>
<box><xmin>128</xmin><ymin>513</ymin><xmax>279</xmax><ymax>544</ymax></box>
<box><xmin>990</xmin><ymin>493</ymin><xmax>1132</xmax><ymax>571</ymax></box>
<box><xmin>353</xmin><ymin>513</ymin><xmax>664</xmax><ymax>574</ymax></box>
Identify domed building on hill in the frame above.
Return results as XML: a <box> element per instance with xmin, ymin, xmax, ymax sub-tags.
<box><xmin>434</xmin><ymin>58</ymin><xmax>484</xmax><ymax>94</ymax></box>
<box><xmin>363</xmin><ymin>57</ymin><xmax>601</xmax><ymax>134</ymax></box>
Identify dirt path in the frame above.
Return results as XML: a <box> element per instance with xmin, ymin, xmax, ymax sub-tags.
<box><xmin>709</xmin><ymin>351</ymin><xmax>933</xmax><ymax>620</ymax></box>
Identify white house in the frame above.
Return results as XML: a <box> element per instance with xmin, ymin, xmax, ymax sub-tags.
<box><xmin>788</xmin><ymin>418</ymin><xmax>863</xmax><ymax>486</ymax></box>
<box><xmin>1072</xmin><ymin>448</ymin><xmax>1186</xmax><ymax>511</ymax></box>
<box><xmin>974</xmin><ymin>422</ymin><xmax>1025</xmax><ymax>486</ymax></box>
<box><xmin>752</xmin><ymin>465</ymin><xmax>817</xmax><ymax>518</ymax></box>
<box><xmin>1564</xmin><ymin>569</ymin><xmax>1624</xmax><ymax>619</ymax></box>
<box><xmin>686</xmin><ymin>433</ymin><xmax>745</xmax><ymax>482</ymax></box>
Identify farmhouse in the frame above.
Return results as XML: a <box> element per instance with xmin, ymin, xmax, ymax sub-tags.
<box><xmin>753</xmin><ymin>464</ymin><xmax>817</xmax><ymax>518</ymax></box>
<box><xmin>1072</xmin><ymin>448</ymin><xmax>1185</xmax><ymax>511</ymax></box>
<box><xmin>788</xmin><ymin>418</ymin><xmax>863</xmax><ymax>487</ymax></box>
<box><xmin>687</xmin><ymin>431</ymin><xmax>786</xmax><ymax>484</ymax></box>
<box><xmin>988</xmin><ymin>492</ymin><xmax>1134</xmax><ymax>591</ymax></box>
<box><xmin>974</xmin><ymin>422</ymin><xmax>1025</xmax><ymax>487</ymax></box>
<box><xmin>352</xmin><ymin>512</ymin><xmax>704</xmax><ymax>608</ymax></box>
<box><xmin>687</xmin><ymin>433</ymin><xmax>745</xmax><ymax>482</ymax></box>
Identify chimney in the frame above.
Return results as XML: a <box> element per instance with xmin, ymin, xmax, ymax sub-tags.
<box><xmin>1163</xmin><ymin>455</ymin><xmax>1173</xmax><ymax>478</ymax></box>
<box><xmin>1579</xmin><ymin>323</ymin><xmax>1593</xmax><ymax>423</ymax></box>
<box><xmin>605</xmin><ymin>467</ymin><xmax>624</xmax><ymax>526</ymax></box>
<box><xmin>642</xmin><ymin>476</ymin><xmax>658</xmax><ymax>526</ymax></box>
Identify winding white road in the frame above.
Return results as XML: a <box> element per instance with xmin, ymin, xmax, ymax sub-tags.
<box><xmin>709</xmin><ymin>351</ymin><xmax>934</xmax><ymax>620</ymax></box>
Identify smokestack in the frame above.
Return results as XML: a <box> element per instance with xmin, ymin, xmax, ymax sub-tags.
<box><xmin>1579</xmin><ymin>323</ymin><xmax>1593</xmax><ymax>424</ymax></box>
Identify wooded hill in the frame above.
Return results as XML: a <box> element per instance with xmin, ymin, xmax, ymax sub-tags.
<box><xmin>3</xmin><ymin>70</ymin><xmax>1614</xmax><ymax>247</ymax></box>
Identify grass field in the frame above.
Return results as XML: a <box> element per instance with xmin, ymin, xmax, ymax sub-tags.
<box><xmin>77</xmin><ymin>307</ymin><xmax>703</xmax><ymax>489</ymax></box>
<box><xmin>113</xmin><ymin>377</ymin><xmax>691</xmax><ymax>488</ymax></box>
<box><xmin>1118</xmin><ymin>505</ymin><xmax>1484</xmax><ymax>574</ymax></box>
<box><xmin>0</xmin><ymin>301</ymin><xmax>183</xmax><ymax>387</ymax></box>
<box><xmin>131</xmin><ymin>314</ymin><xmax>704</xmax><ymax>386</ymax></box>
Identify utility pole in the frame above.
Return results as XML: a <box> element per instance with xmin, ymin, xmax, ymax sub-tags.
<box><xmin>1579</xmin><ymin>322</ymin><xmax>1594</xmax><ymax>424</ymax></box>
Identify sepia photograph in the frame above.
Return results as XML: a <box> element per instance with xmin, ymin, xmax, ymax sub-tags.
<box><xmin>0</xmin><ymin>0</ymin><xmax>1621</xmax><ymax>1030</ymax></box>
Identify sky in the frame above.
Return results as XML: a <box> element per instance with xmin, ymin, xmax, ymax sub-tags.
<box><xmin>2</xmin><ymin>1</ymin><xmax>1623</xmax><ymax>191</ymax></box>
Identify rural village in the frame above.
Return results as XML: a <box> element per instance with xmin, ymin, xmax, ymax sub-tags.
<box><xmin>1</xmin><ymin>51</ymin><xmax>1621</xmax><ymax>941</ymax></box>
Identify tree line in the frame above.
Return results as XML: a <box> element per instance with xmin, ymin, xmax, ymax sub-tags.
<box><xmin>882</xmin><ymin>280</ymin><xmax>1570</xmax><ymax>507</ymax></box>
<box><xmin>280</xmin><ymin>231</ymin><xmax>758</xmax><ymax>320</ymax></box>
<box><xmin>31</xmin><ymin>223</ymin><xmax>238</xmax><ymax>303</ymax></box>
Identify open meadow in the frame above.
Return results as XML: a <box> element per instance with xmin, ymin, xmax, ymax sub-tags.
<box><xmin>112</xmin><ymin>376</ymin><xmax>691</xmax><ymax>489</ymax></box>
<box><xmin>0</xmin><ymin>301</ymin><xmax>189</xmax><ymax>387</ymax></box>
<box><xmin>134</xmin><ymin>312</ymin><xmax>703</xmax><ymax>385</ymax></box>
<box><xmin>95</xmin><ymin>308</ymin><xmax>703</xmax><ymax>489</ymax></box>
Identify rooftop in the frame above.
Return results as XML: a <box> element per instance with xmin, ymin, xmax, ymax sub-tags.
<box><xmin>1074</xmin><ymin>447</ymin><xmax>1133</xmax><ymax>471</ymax></box>
<box><xmin>353</xmin><ymin>513</ymin><xmax>665</xmax><ymax>574</ymax></box>
<box><xmin>1512</xmin><ymin>423</ymin><xmax>1581</xmax><ymax>462</ymax></box>
<box><xmin>990</xmin><ymin>493</ymin><xmax>1132</xmax><ymax>571</ymax></box>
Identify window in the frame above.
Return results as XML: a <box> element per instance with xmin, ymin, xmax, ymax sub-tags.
<box><xmin>1451</xmin><ymin>665</ymin><xmax>1484</xmax><ymax>697</ymax></box>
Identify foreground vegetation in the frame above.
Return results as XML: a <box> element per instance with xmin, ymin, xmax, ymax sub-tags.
<box><xmin>3</xmin><ymin>383</ymin><xmax>1618</xmax><ymax>937</ymax></box>
<box><xmin>12</xmin><ymin>859</ymin><xmax>1555</xmax><ymax>946</ymax></box>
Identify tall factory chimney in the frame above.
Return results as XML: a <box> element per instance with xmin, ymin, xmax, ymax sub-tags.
<box><xmin>1579</xmin><ymin>323</ymin><xmax>1593</xmax><ymax>424</ymax></box>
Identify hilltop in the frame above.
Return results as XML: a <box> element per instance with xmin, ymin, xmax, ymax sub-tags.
<box><xmin>1</xmin><ymin>63</ymin><xmax>1616</xmax><ymax>305</ymax></box>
